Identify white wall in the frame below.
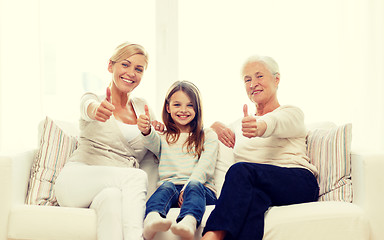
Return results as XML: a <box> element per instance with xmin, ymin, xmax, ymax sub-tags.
<box><xmin>0</xmin><ymin>0</ymin><xmax>383</xmax><ymax>153</ymax></box>
<box><xmin>178</xmin><ymin>0</ymin><xmax>384</xmax><ymax>152</ymax></box>
<box><xmin>0</xmin><ymin>0</ymin><xmax>42</xmax><ymax>153</ymax></box>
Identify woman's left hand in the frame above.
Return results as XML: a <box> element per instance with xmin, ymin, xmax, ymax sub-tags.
<box><xmin>242</xmin><ymin>104</ymin><xmax>267</xmax><ymax>138</ymax></box>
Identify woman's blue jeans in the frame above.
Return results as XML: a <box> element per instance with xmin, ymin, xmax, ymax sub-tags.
<box><xmin>145</xmin><ymin>181</ymin><xmax>217</xmax><ymax>227</ymax></box>
<box><xmin>203</xmin><ymin>162</ymin><xmax>319</xmax><ymax>240</ymax></box>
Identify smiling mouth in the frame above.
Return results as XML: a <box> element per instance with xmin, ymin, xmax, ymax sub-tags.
<box><xmin>252</xmin><ymin>90</ymin><xmax>262</xmax><ymax>95</ymax></box>
<box><xmin>121</xmin><ymin>77</ymin><xmax>134</xmax><ymax>84</ymax></box>
<box><xmin>177</xmin><ymin>114</ymin><xmax>190</xmax><ymax>120</ymax></box>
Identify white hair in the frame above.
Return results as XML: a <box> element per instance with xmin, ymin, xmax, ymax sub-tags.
<box><xmin>241</xmin><ymin>55</ymin><xmax>280</xmax><ymax>76</ymax></box>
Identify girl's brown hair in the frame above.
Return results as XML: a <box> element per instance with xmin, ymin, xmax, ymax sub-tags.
<box><xmin>162</xmin><ymin>81</ymin><xmax>205</xmax><ymax>159</ymax></box>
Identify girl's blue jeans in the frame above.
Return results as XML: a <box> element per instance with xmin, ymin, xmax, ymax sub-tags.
<box><xmin>145</xmin><ymin>180</ymin><xmax>217</xmax><ymax>227</ymax></box>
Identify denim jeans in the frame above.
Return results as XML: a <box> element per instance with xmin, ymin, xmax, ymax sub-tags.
<box><xmin>145</xmin><ymin>180</ymin><xmax>217</xmax><ymax>227</ymax></box>
<box><xmin>203</xmin><ymin>162</ymin><xmax>319</xmax><ymax>240</ymax></box>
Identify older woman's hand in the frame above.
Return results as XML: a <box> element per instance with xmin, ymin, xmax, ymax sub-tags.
<box><xmin>242</xmin><ymin>104</ymin><xmax>267</xmax><ymax>138</ymax></box>
<box><xmin>211</xmin><ymin>122</ymin><xmax>235</xmax><ymax>148</ymax></box>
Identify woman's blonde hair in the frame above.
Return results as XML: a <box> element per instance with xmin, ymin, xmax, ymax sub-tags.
<box><xmin>110</xmin><ymin>42</ymin><xmax>149</xmax><ymax>69</ymax></box>
<box><xmin>162</xmin><ymin>81</ymin><xmax>205</xmax><ymax>159</ymax></box>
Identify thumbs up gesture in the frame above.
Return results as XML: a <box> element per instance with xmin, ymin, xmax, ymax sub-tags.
<box><xmin>242</xmin><ymin>104</ymin><xmax>268</xmax><ymax>138</ymax></box>
<box><xmin>94</xmin><ymin>87</ymin><xmax>115</xmax><ymax>122</ymax></box>
<box><xmin>138</xmin><ymin>105</ymin><xmax>152</xmax><ymax>135</ymax></box>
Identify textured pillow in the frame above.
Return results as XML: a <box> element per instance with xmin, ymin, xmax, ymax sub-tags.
<box><xmin>26</xmin><ymin>117</ymin><xmax>78</xmax><ymax>206</ymax></box>
<box><xmin>306</xmin><ymin>123</ymin><xmax>352</xmax><ymax>202</ymax></box>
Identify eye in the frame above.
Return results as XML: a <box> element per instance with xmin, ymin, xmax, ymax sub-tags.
<box><xmin>244</xmin><ymin>77</ymin><xmax>251</xmax><ymax>83</ymax></box>
<box><xmin>122</xmin><ymin>63</ymin><xmax>129</xmax><ymax>67</ymax></box>
<box><xmin>173</xmin><ymin>103</ymin><xmax>181</xmax><ymax>107</ymax></box>
<box><xmin>257</xmin><ymin>75</ymin><xmax>263</xmax><ymax>79</ymax></box>
<box><xmin>136</xmin><ymin>68</ymin><xmax>143</xmax><ymax>73</ymax></box>
<box><xmin>187</xmin><ymin>104</ymin><xmax>194</xmax><ymax>108</ymax></box>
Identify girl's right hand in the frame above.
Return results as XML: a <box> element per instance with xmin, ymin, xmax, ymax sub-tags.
<box><xmin>138</xmin><ymin>105</ymin><xmax>151</xmax><ymax>135</ymax></box>
<box><xmin>93</xmin><ymin>87</ymin><xmax>115</xmax><ymax>122</ymax></box>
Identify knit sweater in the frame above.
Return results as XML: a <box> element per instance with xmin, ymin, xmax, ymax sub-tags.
<box><xmin>232</xmin><ymin>105</ymin><xmax>318</xmax><ymax>176</ymax></box>
<box><xmin>68</xmin><ymin>92</ymin><xmax>156</xmax><ymax>168</ymax></box>
<box><xmin>142</xmin><ymin>128</ymin><xmax>219</xmax><ymax>193</ymax></box>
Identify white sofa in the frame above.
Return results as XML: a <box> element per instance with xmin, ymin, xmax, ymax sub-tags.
<box><xmin>0</xmin><ymin>119</ymin><xmax>383</xmax><ymax>240</ymax></box>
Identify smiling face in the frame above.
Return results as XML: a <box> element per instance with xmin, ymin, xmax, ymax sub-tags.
<box><xmin>166</xmin><ymin>90</ymin><xmax>196</xmax><ymax>133</ymax></box>
<box><xmin>243</xmin><ymin>61</ymin><xmax>280</xmax><ymax>106</ymax></box>
<box><xmin>108</xmin><ymin>54</ymin><xmax>147</xmax><ymax>94</ymax></box>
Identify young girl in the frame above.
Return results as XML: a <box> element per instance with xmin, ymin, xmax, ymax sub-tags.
<box><xmin>137</xmin><ymin>81</ymin><xmax>219</xmax><ymax>240</ymax></box>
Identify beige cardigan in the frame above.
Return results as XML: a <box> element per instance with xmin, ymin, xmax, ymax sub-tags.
<box><xmin>68</xmin><ymin>93</ymin><xmax>156</xmax><ymax>168</ymax></box>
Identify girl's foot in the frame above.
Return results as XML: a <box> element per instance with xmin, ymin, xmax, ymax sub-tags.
<box><xmin>170</xmin><ymin>215</ymin><xmax>197</xmax><ymax>240</ymax></box>
<box><xmin>143</xmin><ymin>212</ymin><xmax>172</xmax><ymax>240</ymax></box>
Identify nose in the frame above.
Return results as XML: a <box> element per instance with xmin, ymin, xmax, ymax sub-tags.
<box><xmin>126</xmin><ymin>66</ymin><xmax>135</xmax><ymax>77</ymax></box>
<box><xmin>250</xmin><ymin>78</ymin><xmax>257</xmax><ymax>88</ymax></box>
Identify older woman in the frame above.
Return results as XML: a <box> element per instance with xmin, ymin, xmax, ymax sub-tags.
<box><xmin>201</xmin><ymin>55</ymin><xmax>319</xmax><ymax>240</ymax></box>
<box><xmin>55</xmin><ymin>42</ymin><xmax>162</xmax><ymax>240</ymax></box>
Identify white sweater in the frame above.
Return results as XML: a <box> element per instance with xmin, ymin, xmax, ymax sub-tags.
<box><xmin>232</xmin><ymin>105</ymin><xmax>318</xmax><ymax>176</ymax></box>
<box><xmin>142</xmin><ymin>128</ymin><xmax>219</xmax><ymax>193</ymax></box>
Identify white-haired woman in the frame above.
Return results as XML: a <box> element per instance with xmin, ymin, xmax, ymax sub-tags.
<box><xmin>55</xmin><ymin>42</ymin><xmax>162</xmax><ymax>240</ymax></box>
<box><xmin>201</xmin><ymin>55</ymin><xmax>319</xmax><ymax>240</ymax></box>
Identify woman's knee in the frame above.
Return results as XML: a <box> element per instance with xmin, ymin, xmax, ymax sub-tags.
<box><xmin>121</xmin><ymin>168</ymin><xmax>148</xmax><ymax>188</ymax></box>
<box><xmin>226</xmin><ymin>162</ymin><xmax>253</xmax><ymax>179</ymax></box>
<box><xmin>91</xmin><ymin>187</ymin><xmax>122</xmax><ymax>210</ymax></box>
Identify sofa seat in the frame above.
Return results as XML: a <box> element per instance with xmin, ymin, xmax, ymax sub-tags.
<box><xmin>7</xmin><ymin>201</ymin><xmax>369</xmax><ymax>240</ymax></box>
<box><xmin>7</xmin><ymin>205</ymin><xmax>96</xmax><ymax>240</ymax></box>
<box><xmin>263</xmin><ymin>201</ymin><xmax>369</xmax><ymax>240</ymax></box>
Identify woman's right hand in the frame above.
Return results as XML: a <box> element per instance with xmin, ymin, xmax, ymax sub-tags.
<box><xmin>137</xmin><ymin>105</ymin><xmax>151</xmax><ymax>135</ymax></box>
<box><xmin>211</xmin><ymin>121</ymin><xmax>235</xmax><ymax>148</ymax></box>
<box><xmin>91</xmin><ymin>87</ymin><xmax>115</xmax><ymax>122</ymax></box>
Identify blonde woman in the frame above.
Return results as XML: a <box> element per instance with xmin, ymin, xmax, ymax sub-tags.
<box><xmin>55</xmin><ymin>42</ymin><xmax>162</xmax><ymax>240</ymax></box>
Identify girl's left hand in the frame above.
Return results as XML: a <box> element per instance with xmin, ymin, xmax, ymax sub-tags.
<box><xmin>178</xmin><ymin>191</ymin><xmax>184</xmax><ymax>207</ymax></box>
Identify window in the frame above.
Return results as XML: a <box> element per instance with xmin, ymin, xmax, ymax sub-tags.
<box><xmin>39</xmin><ymin>0</ymin><xmax>157</xmax><ymax>121</ymax></box>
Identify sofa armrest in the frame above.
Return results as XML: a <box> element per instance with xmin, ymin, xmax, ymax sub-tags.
<box><xmin>351</xmin><ymin>151</ymin><xmax>384</xmax><ymax>240</ymax></box>
<box><xmin>10</xmin><ymin>149</ymin><xmax>36</xmax><ymax>204</ymax></box>
<box><xmin>0</xmin><ymin>150</ymin><xmax>36</xmax><ymax>240</ymax></box>
<box><xmin>0</xmin><ymin>156</ymin><xmax>12</xmax><ymax>240</ymax></box>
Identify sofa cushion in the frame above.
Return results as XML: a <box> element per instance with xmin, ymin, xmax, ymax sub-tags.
<box><xmin>8</xmin><ymin>205</ymin><xmax>96</xmax><ymax>240</ymax></box>
<box><xmin>25</xmin><ymin>117</ymin><xmax>79</xmax><ymax>206</ymax></box>
<box><xmin>152</xmin><ymin>202</ymin><xmax>369</xmax><ymax>240</ymax></box>
<box><xmin>306</xmin><ymin>123</ymin><xmax>353</xmax><ymax>202</ymax></box>
<box><xmin>263</xmin><ymin>201</ymin><xmax>369</xmax><ymax>240</ymax></box>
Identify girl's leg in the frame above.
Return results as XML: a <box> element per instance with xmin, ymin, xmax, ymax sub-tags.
<box><xmin>145</xmin><ymin>181</ymin><xmax>180</xmax><ymax>217</ymax></box>
<box><xmin>55</xmin><ymin>162</ymin><xmax>148</xmax><ymax>240</ymax></box>
<box><xmin>171</xmin><ymin>181</ymin><xmax>217</xmax><ymax>239</ymax></box>
<box><xmin>178</xmin><ymin>181</ymin><xmax>217</xmax><ymax>226</ymax></box>
<box><xmin>143</xmin><ymin>182</ymin><xmax>179</xmax><ymax>239</ymax></box>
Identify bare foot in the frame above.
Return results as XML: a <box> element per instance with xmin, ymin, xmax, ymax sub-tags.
<box><xmin>201</xmin><ymin>230</ymin><xmax>226</xmax><ymax>240</ymax></box>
